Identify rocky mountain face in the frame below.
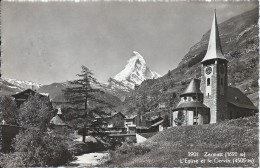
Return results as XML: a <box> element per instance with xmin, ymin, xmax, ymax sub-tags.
<box><xmin>117</xmin><ymin>8</ymin><xmax>259</xmax><ymax>115</ymax></box>
<box><xmin>109</xmin><ymin>51</ymin><xmax>160</xmax><ymax>90</ymax></box>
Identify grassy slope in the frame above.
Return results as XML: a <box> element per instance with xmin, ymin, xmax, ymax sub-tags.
<box><xmin>106</xmin><ymin>116</ymin><xmax>258</xmax><ymax>167</ymax></box>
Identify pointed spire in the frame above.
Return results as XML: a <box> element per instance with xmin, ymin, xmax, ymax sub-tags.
<box><xmin>201</xmin><ymin>10</ymin><xmax>227</xmax><ymax>63</ymax></box>
<box><xmin>181</xmin><ymin>78</ymin><xmax>202</xmax><ymax>96</ymax></box>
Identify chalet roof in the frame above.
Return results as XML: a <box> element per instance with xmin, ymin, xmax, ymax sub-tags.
<box><xmin>107</xmin><ymin>112</ymin><xmax>126</xmax><ymax>119</ymax></box>
<box><xmin>150</xmin><ymin>116</ymin><xmax>162</xmax><ymax>121</ymax></box>
<box><xmin>125</xmin><ymin>115</ymin><xmax>137</xmax><ymax>120</ymax></box>
<box><xmin>12</xmin><ymin>89</ymin><xmax>46</xmax><ymax>98</ymax></box>
<box><xmin>181</xmin><ymin>79</ymin><xmax>202</xmax><ymax>96</ymax></box>
<box><xmin>50</xmin><ymin>115</ymin><xmax>67</xmax><ymax>126</ymax></box>
<box><xmin>151</xmin><ymin>120</ymin><xmax>164</xmax><ymax>127</ymax></box>
<box><xmin>227</xmin><ymin>86</ymin><xmax>258</xmax><ymax>111</ymax></box>
<box><xmin>201</xmin><ymin>10</ymin><xmax>227</xmax><ymax>63</ymax></box>
<box><xmin>39</xmin><ymin>92</ymin><xmax>49</xmax><ymax>97</ymax></box>
<box><xmin>136</xmin><ymin>126</ymin><xmax>149</xmax><ymax>129</ymax></box>
<box><xmin>173</xmin><ymin>101</ymin><xmax>209</xmax><ymax>111</ymax></box>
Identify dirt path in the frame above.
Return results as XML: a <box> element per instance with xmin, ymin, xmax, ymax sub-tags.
<box><xmin>70</xmin><ymin>152</ymin><xmax>109</xmax><ymax>167</ymax></box>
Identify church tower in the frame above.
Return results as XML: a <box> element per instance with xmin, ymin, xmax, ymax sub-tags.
<box><xmin>200</xmin><ymin>10</ymin><xmax>228</xmax><ymax>123</ymax></box>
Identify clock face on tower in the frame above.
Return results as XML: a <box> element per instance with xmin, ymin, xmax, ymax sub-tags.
<box><xmin>220</xmin><ymin>65</ymin><xmax>225</xmax><ymax>74</ymax></box>
<box><xmin>205</xmin><ymin>66</ymin><xmax>212</xmax><ymax>75</ymax></box>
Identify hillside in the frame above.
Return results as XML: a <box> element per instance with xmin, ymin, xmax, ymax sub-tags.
<box><xmin>106</xmin><ymin>116</ymin><xmax>259</xmax><ymax>167</ymax></box>
<box><xmin>117</xmin><ymin>8</ymin><xmax>259</xmax><ymax>115</ymax></box>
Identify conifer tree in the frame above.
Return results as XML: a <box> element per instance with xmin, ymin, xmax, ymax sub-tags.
<box><xmin>18</xmin><ymin>94</ymin><xmax>53</xmax><ymax>131</ymax></box>
<box><xmin>0</xmin><ymin>96</ymin><xmax>18</xmax><ymax>125</ymax></box>
<box><xmin>63</xmin><ymin>65</ymin><xmax>110</xmax><ymax>142</ymax></box>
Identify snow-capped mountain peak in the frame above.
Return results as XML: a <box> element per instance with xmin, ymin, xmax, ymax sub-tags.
<box><xmin>112</xmin><ymin>51</ymin><xmax>160</xmax><ymax>90</ymax></box>
<box><xmin>3</xmin><ymin>78</ymin><xmax>42</xmax><ymax>90</ymax></box>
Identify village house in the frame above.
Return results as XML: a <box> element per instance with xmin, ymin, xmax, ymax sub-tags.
<box><xmin>12</xmin><ymin>88</ymin><xmax>50</xmax><ymax>108</ymax></box>
<box><xmin>94</xmin><ymin>112</ymin><xmax>126</xmax><ymax>134</ymax></box>
<box><xmin>124</xmin><ymin>115</ymin><xmax>138</xmax><ymax>133</ymax></box>
<box><xmin>124</xmin><ymin>115</ymin><xmax>137</xmax><ymax>127</ymax></box>
<box><xmin>106</xmin><ymin>112</ymin><xmax>125</xmax><ymax>128</ymax></box>
<box><xmin>172</xmin><ymin>11</ymin><xmax>258</xmax><ymax>126</ymax></box>
<box><xmin>49</xmin><ymin>108</ymin><xmax>69</xmax><ymax>134</ymax></box>
<box><xmin>136</xmin><ymin>115</ymin><xmax>164</xmax><ymax>133</ymax></box>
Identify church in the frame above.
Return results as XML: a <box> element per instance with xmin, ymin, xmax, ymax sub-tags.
<box><xmin>172</xmin><ymin>11</ymin><xmax>258</xmax><ymax>126</ymax></box>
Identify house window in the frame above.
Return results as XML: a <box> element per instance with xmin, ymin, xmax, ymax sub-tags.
<box><xmin>184</xmin><ymin>97</ymin><xmax>187</xmax><ymax>101</ymax></box>
<box><xmin>207</xmin><ymin>78</ymin><xmax>210</xmax><ymax>86</ymax></box>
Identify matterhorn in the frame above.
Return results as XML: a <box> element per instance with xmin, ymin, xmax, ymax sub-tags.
<box><xmin>112</xmin><ymin>51</ymin><xmax>160</xmax><ymax>90</ymax></box>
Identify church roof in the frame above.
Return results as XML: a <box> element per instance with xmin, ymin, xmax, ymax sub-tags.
<box><xmin>227</xmin><ymin>86</ymin><xmax>258</xmax><ymax>111</ymax></box>
<box><xmin>201</xmin><ymin>10</ymin><xmax>227</xmax><ymax>63</ymax></box>
<box><xmin>181</xmin><ymin>78</ymin><xmax>202</xmax><ymax>96</ymax></box>
<box><xmin>173</xmin><ymin>101</ymin><xmax>209</xmax><ymax>111</ymax></box>
<box><xmin>50</xmin><ymin>115</ymin><xmax>67</xmax><ymax>126</ymax></box>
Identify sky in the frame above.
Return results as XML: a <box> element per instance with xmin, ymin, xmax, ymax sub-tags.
<box><xmin>2</xmin><ymin>1</ymin><xmax>258</xmax><ymax>85</ymax></box>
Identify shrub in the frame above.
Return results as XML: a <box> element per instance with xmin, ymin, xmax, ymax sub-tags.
<box><xmin>18</xmin><ymin>94</ymin><xmax>53</xmax><ymax>131</ymax></box>
<box><xmin>0</xmin><ymin>94</ymin><xmax>73</xmax><ymax>167</ymax></box>
<box><xmin>0</xmin><ymin>130</ymin><xmax>73</xmax><ymax>167</ymax></box>
<box><xmin>0</xmin><ymin>153</ymin><xmax>25</xmax><ymax>168</ymax></box>
<box><xmin>251</xmin><ymin>78</ymin><xmax>258</xmax><ymax>88</ymax></box>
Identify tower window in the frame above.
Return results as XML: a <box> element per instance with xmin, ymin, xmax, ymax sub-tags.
<box><xmin>207</xmin><ymin>78</ymin><xmax>210</xmax><ymax>86</ymax></box>
<box><xmin>193</xmin><ymin>111</ymin><xmax>198</xmax><ymax>125</ymax></box>
<box><xmin>221</xmin><ymin>78</ymin><xmax>223</xmax><ymax>85</ymax></box>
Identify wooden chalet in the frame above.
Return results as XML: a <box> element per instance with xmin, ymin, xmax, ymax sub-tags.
<box><xmin>12</xmin><ymin>89</ymin><xmax>50</xmax><ymax>108</ymax></box>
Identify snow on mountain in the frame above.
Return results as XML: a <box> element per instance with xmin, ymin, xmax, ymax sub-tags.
<box><xmin>113</xmin><ymin>51</ymin><xmax>161</xmax><ymax>90</ymax></box>
<box><xmin>3</xmin><ymin>78</ymin><xmax>42</xmax><ymax>91</ymax></box>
